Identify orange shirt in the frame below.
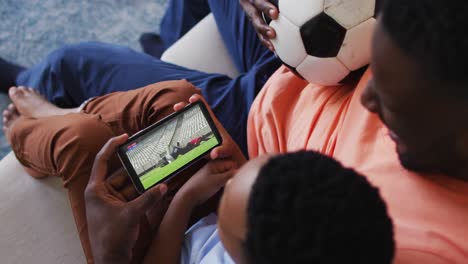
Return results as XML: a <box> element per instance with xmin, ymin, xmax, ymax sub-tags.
<box><xmin>248</xmin><ymin>66</ymin><xmax>468</xmax><ymax>263</ymax></box>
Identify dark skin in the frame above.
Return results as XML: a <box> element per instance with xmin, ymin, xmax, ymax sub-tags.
<box><xmin>86</xmin><ymin>94</ymin><xmax>247</xmax><ymax>264</ymax></box>
<box><xmin>84</xmin><ymin>134</ymin><xmax>168</xmax><ymax>264</ymax></box>
<box><xmin>239</xmin><ymin>0</ymin><xmax>278</xmax><ymax>51</ymax></box>
<box><xmin>361</xmin><ymin>17</ymin><xmax>468</xmax><ymax>181</ymax></box>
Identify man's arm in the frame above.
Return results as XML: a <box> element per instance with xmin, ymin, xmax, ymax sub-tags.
<box><xmin>143</xmin><ymin>160</ymin><xmax>236</xmax><ymax>264</ymax></box>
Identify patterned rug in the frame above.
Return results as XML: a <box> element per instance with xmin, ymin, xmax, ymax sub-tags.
<box><xmin>0</xmin><ymin>0</ymin><xmax>168</xmax><ymax>159</ymax></box>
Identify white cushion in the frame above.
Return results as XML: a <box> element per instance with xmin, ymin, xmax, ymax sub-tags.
<box><xmin>0</xmin><ymin>12</ymin><xmax>236</xmax><ymax>263</ymax></box>
<box><xmin>161</xmin><ymin>14</ymin><xmax>240</xmax><ymax>79</ymax></box>
<box><xmin>0</xmin><ymin>152</ymin><xmax>85</xmax><ymax>264</ymax></box>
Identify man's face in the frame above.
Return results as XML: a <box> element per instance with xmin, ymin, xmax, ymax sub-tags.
<box><xmin>361</xmin><ymin>18</ymin><xmax>466</xmax><ymax>176</ymax></box>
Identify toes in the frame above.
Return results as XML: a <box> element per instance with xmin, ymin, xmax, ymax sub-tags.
<box><xmin>8</xmin><ymin>86</ymin><xmax>18</xmax><ymax>98</ymax></box>
<box><xmin>27</xmin><ymin>87</ymin><xmax>37</xmax><ymax>94</ymax></box>
<box><xmin>3</xmin><ymin>109</ymin><xmax>10</xmax><ymax>119</ymax></box>
<box><xmin>8</xmin><ymin>86</ymin><xmax>25</xmax><ymax>99</ymax></box>
<box><xmin>9</xmin><ymin>86</ymin><xmax>27</xmax><ymax>100</ymax></box>
<box><xmin>7</xmin><ymin>103</ymin><xmax>18</xmax><ymax>115</ymax></box>
<box><xmin>2</xmin><ymin>103</ymin><xmax>19</xmax><ymax>124</ymax></box>
<box><xmin>17</xmin><ymin>86</ymin><xmax>28</xmax><ymax>95</ymax></box>
<box><xmin>8</xmin><ymin>103</ymin><xmax>15</xmax><ymax>111</ymax></box>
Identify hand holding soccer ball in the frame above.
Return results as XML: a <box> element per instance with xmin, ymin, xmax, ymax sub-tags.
<box><xmin>243</xmin><ymin>0</ymin><xmax>381</xmax><ymax>86</ymax></box>
<box><xmin>239</xmin><ymin>0</ymin><xmax>279</xmax><ymax>51</ymax></box>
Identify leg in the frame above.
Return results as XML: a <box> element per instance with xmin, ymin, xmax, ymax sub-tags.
<box><xmin>16</xmin><ymin>42</ymin><xmax>220</xmax><ymax>108</ymax></box>
<box><xmin>6</xmin><ymin>112</ymin><xmax>171</xmax><ymax>264</ymax></box>
<box><xmin>3</xmin><ymin>82</ymin><xmax>207</xmax><ymax>263</ymax></box>
<box><xmin>82</xmin><ymin>80</ymin><xmax>201</xmax><ymax>136</ymax></box>
<box><xmin>8</xmin><ymin>114</ymin><xmax>115</xmax><ymax>263</ymax></box>
<box><xmin>15</xmin><ymin>42</ymin><xmax>279</xmax><ymax>154</ymax></box>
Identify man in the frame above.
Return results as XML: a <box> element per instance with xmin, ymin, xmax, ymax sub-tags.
<box><xmin>246</xmin><ymin>0</ymin><xmax>468</xmax><ymax>262</ymax></box>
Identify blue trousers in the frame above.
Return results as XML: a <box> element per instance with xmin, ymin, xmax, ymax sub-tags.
<box><xmin>15</xmin><ymin>0</ymin><xmax>281</xmax><ymax>156</ymax></box>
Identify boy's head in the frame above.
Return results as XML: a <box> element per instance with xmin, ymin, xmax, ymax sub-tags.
<box><xmin>217</xmin><ymin>151</ymin><xmax>395</xmax><ymax>264</ymax></box>
<box><xmin>361</xmin><ymin>0</ymin><xmax>468</xmax><ymax>178</ymax></box>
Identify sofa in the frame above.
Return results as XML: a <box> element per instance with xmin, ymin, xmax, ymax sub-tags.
<box><xmin>0</xmin><ymin>14</ymin><xmax>239</xmax><ymax>263</ymax></box>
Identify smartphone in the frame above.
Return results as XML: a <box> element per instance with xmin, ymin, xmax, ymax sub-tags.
<box><xmin>118</xmin><ymin>101</ymin><xmax>223</xmax><ymax>193</ymax></box>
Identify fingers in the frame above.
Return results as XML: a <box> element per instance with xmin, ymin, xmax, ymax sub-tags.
<box><xmin>183</xmin><ymin>94</ymin><xmax>226</xmax><ymax>135</ymax></box>
<box><xmin>210</xmin><ymin>145</ymin><xmax>237</xmax><ymax>161</ymax></box>
<box><xmin>188</xmin><ymin>95</ymin><xmax>219</xmax><ymax>126</ymax></box>
<box><xmin>186</xmin><ymin>94</ymin><xmax>246</xmax><ymax>164</ymax></box>
<box><xmin>108</xmin><ymin>168</ymin><xmax>130</xmax><ymax>190</ymax></box>
<box><xmin>173</xmin><ymin>94</ymin><xmax>246</xmax><ymax>164</ymax></box>
<box><xmin>121</xmin><ymin>184</ymin><xmax>139</xmax><ymax>201</ymax></box>
<box><xmin>130</xmin><ymin>184</ymin><xmax>168</xmax><ymax>213</ymax></box>
<box><xmin>208</xmin><ymin>159</ymin><xmax>237</xmax><ymax>173</ymax></box>
<box><xmin>210</xmin><ymin>145</ymin><xmax>230</xmax><ymax>160</ymax></box>
<box><xmin>173</xmin><ymin>102</ymin><xmax>188</xmax><ymax>112</ymax></box>
<box><xmin>90</xmin><ymin>134</ymin><xmax>129</xmax><ymax>183</ymax></box>
<box><xmin>240</xmin><ymin>0</ymin><xmax>278</xmax><ymax>51</ymax></box>
<box><xmin>253</xmin><ymin>0</ymin><xmax>279</xmax><ymax>20</ymax></box>
<box><xmin>258</xmin><ymin>33</ymin><xmax>275</xmax><ymax>52</ymax></box>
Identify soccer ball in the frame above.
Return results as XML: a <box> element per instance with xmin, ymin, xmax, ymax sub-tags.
<box><xmin>264</xmin><ymin>0</ymin><xmax>380</xmax><ymax>86</ymax></box>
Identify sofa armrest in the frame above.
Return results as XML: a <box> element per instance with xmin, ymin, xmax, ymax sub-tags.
<box><xmin>0</xmin><ymin>152</ymin><xmax>86</xmax><ymax>264</ymax></box>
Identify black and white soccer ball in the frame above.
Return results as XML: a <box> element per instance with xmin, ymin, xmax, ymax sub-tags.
<box><xmin>264</xmin><ymin>0</ymin><xmax>380</xmax><ymax>86</ymax></box>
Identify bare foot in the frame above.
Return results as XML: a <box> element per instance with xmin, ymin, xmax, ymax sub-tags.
<box><xmin>2</xmin><ymin>103</ymin><xmax>20</xmax><ymax>145</ymax></box>
<box><xmin>8</xmin><ymin>86</ymin><xmax>78</xmax><ymax>118</ymax></box>
<box><xmin>2</xmin><ymin>102</ymin><xmax>47</xmax><ymax>178</ymax></box>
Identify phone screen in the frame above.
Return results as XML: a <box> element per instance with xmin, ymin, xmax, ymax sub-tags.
<box><xmin>119</xmin><ymin>103</ymin><xmax>221</xmax><ymax>191</ymax></box>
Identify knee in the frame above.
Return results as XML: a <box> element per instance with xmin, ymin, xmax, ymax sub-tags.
<box><xmin>159</xmin><ymin>80</ymin><xmax>201</xmax><ymax>104</ymax></box>
<box><xmin>45</xmin><ymin>42</ymin><xmax>108</xmax><ymax>69</ymax></box>
<box><xmin>143</xmin><ymin>80</ymin><xmax>201</xmax><ymax>116</ymax></box>
<box><xmin>165</xmin><ymin>80</ymin><xmax>201</xmax><ymax>104</ymax></box>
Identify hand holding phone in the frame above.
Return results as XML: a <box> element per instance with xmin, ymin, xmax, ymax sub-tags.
<box><xmin>118</xmin><ymin>101</ymin><xmax>223</xmax><ymax>193</ymax></box>
<box><xmin>177</xmin><ymin>159</ymin><xmax>237</xmax><ymax>207</ymax></box>
<box><xmin>86</xmin><ymin>134</ymin><xmax>167</xmax><ymax>263</ymax></box>
<box><xmin>173</xmin><ymin>94</ymin><xmax>247</xmax><ymax>166</ymax></box>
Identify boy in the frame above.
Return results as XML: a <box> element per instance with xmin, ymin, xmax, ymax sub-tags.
<box><xmin>166</xmin><ymin>151</ymin><xmax>396</xmax><ymax>264</ymax></box>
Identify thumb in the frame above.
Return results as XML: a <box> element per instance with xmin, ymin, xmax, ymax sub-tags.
<box><xmin>130</xmin><ymin>184</ymin><xmax>168</xmax><ymax>213</ymax></box>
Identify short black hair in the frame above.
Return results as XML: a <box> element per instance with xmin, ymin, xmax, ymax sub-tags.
<box><xmin>382</xmin><ymin>0</ymin><xmax>468</xmax><ymax>97</ymax></box>
<box><xmin>245</xmin><ymin>151</ymin><xmax>395</xmax><ymax>264</ymax></box>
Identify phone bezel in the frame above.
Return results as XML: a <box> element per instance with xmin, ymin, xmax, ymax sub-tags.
<box><xmin>117</xmin><ymin>101</ymin><xmax>223</xmax><ymax>193</ymax></box>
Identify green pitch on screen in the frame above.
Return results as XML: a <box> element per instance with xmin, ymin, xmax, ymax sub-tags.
<box><xmin>140</xmin><ymin>137</ymin><xmax>219</xmax><ymax>189</ymax></box>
